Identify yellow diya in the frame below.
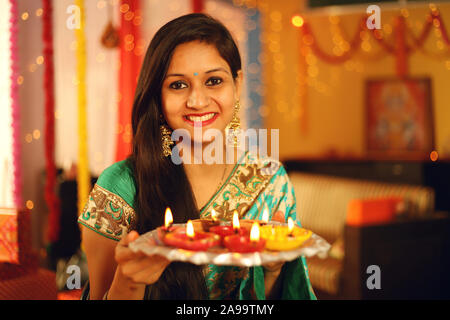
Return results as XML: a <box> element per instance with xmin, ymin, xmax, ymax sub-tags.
<box><xmin>260</xmin><ymin>217</ymin><xmax>312</xmax><ymax>251</ymax></box>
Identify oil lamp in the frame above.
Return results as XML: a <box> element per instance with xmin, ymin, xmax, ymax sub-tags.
<box><xmin>260</xmin><ymin>217</ymin><xmax>312</xmax><ymax>251</ymax></box>
<box><xmin>210</xmin><ymin>211</ymin><xmax>246</xmax><ymax>244</ymax></box>
<box><xmin>223</xmin><ymin>221</ymin><xmax>266</xmax><ymax>253</ymax></box>
<box><xmin>195</xmin><ymin>208</ymin><xmax>221</xmax><ymax>231</ymax></box>
<box><xmin>160</xmin><ymin>220</ymin><xmax>220</xmax><ymax>251</ymax></box>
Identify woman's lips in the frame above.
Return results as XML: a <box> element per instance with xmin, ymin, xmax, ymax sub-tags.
<box><xmin>183</xmin><ymin>112</ymin><xmax>219</xmax><ymax>126</ymax></box>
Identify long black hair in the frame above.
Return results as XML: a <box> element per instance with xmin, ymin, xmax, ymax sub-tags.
<box><xmin>127</xmin><ymin>13</ymin><xmax>242</xmax><ymax>299</ymax></box>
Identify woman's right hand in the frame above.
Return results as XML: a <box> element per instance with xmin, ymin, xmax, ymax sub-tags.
<box><xmin>108</xmin><ymin>230</ymin><xmax>170</xmax><ymax>299</ymax></box>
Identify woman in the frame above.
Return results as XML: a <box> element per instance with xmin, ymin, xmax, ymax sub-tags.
<box><xmin>78</xmin><ymin>13</ymin><xmax>316</xmax><ymax>300</ymax></box>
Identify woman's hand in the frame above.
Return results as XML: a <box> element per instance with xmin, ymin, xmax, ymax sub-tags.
<box><xmin>115</xmin><ymin>231</ymin><xmax>170</xmax><ymax>284</ymax></box>
<box><xmin>108</xmin><ymin>231</ymin><xmax>170</xmax><ymax>299</ymax></box>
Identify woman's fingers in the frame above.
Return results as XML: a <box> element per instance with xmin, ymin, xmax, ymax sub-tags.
<box><xmin>115</xmin><ymin>231</ymin><xmax>143</xmax><ymax>263</ymax></box>
<box><xmin>115</xmin><ymin>230</ymin><xmax>171</xmax><ymax>285</ymax></box>
<box><xmin>125</xmin><ymin>256</ymin><xmax>171</xmax><ymax>284</ymax></box>
<box><xmin>120</xmin><ymin>255</ymin><xmax>170</xmax><ymax>284</ymax></box>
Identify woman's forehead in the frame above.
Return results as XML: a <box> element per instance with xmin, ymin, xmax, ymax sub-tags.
<box><xmin>167</xmin><ymin>41</ymin><xmax>230</xmax><ymax>73</ymax></box>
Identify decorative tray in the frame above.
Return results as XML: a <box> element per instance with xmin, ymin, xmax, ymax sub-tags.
<box><xmin>129</xmin><ymin>221</ymin><xmax>330</xmax><ymax>267</ymax></box>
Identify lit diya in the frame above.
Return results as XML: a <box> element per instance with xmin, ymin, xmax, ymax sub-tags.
<box><xmin>160</xmin><ymin>220</ymin><xmax>220</xmax><ymax>251</ymax></box>
<box><xmin>194</xmin><ymin>208</ymin><xmax>221</xmax><ymax>231</ymax></box>
<box><xmin>210</xmin><ymin>211</ymin><xmax>247</xmax><ymax>244</ymax></box>
<box><xmin>260</xmin><ymin>217</ymin><xmax>312</xmax><ymax>251</ymax></box>
<box><xmin>160</xmin><ymin>207</ymin><xmax>175</xmax><ymax>233</ymax></box>
<box><xmin>240</xmin><ymin>208</ymin><xmax>270</xmax><ymax>231</ymax></box>
<box><xmin>223</xmin><ymin>221</ymin><xmax>266</xmax><ymax>253</ymax></box>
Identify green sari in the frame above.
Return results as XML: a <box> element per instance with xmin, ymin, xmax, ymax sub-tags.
<box><xmin>78</xmin><ymin>152</ymin><xmax>316</xmax><ymax>300</ymax></box>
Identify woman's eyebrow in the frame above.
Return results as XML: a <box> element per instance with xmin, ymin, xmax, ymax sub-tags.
<box><xmin>165</xmin><ymin>67</ymin><xmax>229</xmax><ymax>78</ymax></box>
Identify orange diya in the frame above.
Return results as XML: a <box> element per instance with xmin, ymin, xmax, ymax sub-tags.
<box><xmin>260</xmin><ymin>217</ymin><xmax>312</xmax><ymax>251</ymax></box>
<box><xmin>223</xmin><ymin>221</ymin><xmax>266</xmax><ymax>253</ymax></box>
<box><xmin>161</xmin><ymin>220</ymin><xmax>220</xmax><ymax>251</ymax></box>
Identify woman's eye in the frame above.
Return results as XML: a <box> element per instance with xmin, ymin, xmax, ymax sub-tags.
<box><xmin>169</xmin><ymin>81</ymin><xmax>188</xmax><ymax>90</ymax></box>
<box><xmin>206</xmin><ymin>77</ymin><xmax>223</xmax><ymax>86</ymax></box>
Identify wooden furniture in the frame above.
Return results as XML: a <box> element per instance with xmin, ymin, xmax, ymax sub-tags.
<box><xmin>341</xmin><ymin>214</ymin><xmax>450</xmax><ymax>299</ymax></box>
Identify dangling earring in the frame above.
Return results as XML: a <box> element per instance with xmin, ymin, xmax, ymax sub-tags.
<box><xmin>226</xmin><ymin>100</ymin><xmax>242</xmax><ymax>146</ymax></box>
<box><xmin>160</xmin><ymin>124</ymin><xmax>174</xmax><ymax>157</ymax></box>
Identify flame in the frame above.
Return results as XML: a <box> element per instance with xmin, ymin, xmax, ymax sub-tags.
<box><xmin>250</xmin><ymin>222</ymin><xmax>260</xmax><ymax>242</ymax></box>
<box><xmin>165</xmin><ymin>207</ymin><xmax>173</xmax><ymax>228</ymax></box>
<box><xmin>232</xmin><ymin>210</ymin><xmax>240</xmax><ymax>231</ymax></box>
<box><xmin>186</xmin><ymin>220</ymin><xmax>195</xmax><ymax>239</ymax></box>
<box><xmin>288</xmin><ymin>217</ymin><xmax>295</xmax><ymax>234</ymax></box>
<box><xmin>211</xmin><ymin>208</ymin><xmax>218</xmax><ymax>222</ymax></box>
<box><xmin>262</xmin><ymin>209</ymin><xmax>269</xmax><ymax>224</ymax></box>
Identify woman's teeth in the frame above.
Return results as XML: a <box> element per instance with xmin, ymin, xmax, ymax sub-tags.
<box><xmin>186</xmin><ymin>113</ymin><xmax>215</xmax><ymax>122</ymax></box>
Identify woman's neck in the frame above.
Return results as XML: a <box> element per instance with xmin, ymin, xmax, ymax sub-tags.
<box><xmin>181</xmin><ymin>143</ymin><xmax>243</xmax><ymax>210</ymax></box>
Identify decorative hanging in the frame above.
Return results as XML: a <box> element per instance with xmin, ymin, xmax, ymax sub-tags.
<box><xmin>74</xmin><ymin>0</ymin><xmax>91</xmax><ymax>215</ymax></box>
<box><xmin>115</xmin><ymin>0</ymin><xmax>143</xmax><ymax>161</ymax></box>
<box><xmin>295</xmin><ymin>7</ymin><xmax>450</xmax><ymax>76</ymax></box>
<box><xmin>42</xmin><ymin>0</ymin><xmax>60</xmax><ymax>242</ymax></box>
<box><xmin>9</xmin><ymin>0</ymin><xmax>22</xmax><ymax>209</ymax></box>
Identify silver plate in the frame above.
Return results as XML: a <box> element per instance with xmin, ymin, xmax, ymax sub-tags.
<box><xmin>129</xmin><ymin>223</ymin><xmax>331</xmax><ymax>267</ymax></box>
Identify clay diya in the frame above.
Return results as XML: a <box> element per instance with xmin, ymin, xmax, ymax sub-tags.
<box><xmin>210</xmin><ymin>211</ymin><xmax>247</xmax><ymax>244</ymax></box>
<box><xmin>194</xmin><ymin>208</ymin><xmax>221</xmax><ymax>232</ymax></box>
<box><xmin>260</xmin><ymin>217</ymin><xmax>312</xmax><ymax>251</ymax></box>
<box><xmin>223</xmin><ymin>221</ymin><xmax>266</xmax><ymax>253</ymax></box>
<box><xmin>160</xmin><ymin>220</ymin><xmax>220</xmax><ymax>251</ymax></box>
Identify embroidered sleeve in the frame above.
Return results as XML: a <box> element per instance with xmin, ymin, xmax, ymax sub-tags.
<box><xmin>78</xmin><ymin>184</ymin><xmax>137</xmax><ymax>241</ymax></box>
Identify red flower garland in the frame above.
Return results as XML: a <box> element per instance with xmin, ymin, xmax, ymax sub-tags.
<box><xmin>42</xmin><ymin>0</ymin><xmax>60</xmax><ymax>242</ymax></box>
<box><xmin>115</xmin><ymin>0</ymin><xmax>143</xmax><ymax>161</ymax></box>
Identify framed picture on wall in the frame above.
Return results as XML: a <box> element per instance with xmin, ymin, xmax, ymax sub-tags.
<box><xmin>365</xmin><ymin>77</ymin><xmax>434</xmax><ymax>160</ymax></box>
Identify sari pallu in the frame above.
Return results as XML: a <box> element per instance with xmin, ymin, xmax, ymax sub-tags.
<box><xmin>78</xmin><ymin>151</ymin><xmax>316</xmax><ymax>300</ymax></box>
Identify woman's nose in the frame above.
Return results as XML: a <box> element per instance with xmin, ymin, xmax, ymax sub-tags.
<box><xmin>186</xmin><ymin>85</ymin><xmax>210</xmax><ymax>109</ymax></box>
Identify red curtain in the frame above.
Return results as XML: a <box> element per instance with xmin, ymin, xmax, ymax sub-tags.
<box><xmin>116</xmin><ymin>0</ymin><xmax>143</xmax><ymax>161</ymax></box>
<box><xmin>42</xmin><ymin>0</ymin><xmax>60</xmax><ymax>242</ymax></box>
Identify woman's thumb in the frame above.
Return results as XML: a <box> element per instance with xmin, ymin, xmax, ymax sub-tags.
<box><xmin>120</xmin><ymin>230</ymin><xmax>139</xmax><ymax>246</ymax></box>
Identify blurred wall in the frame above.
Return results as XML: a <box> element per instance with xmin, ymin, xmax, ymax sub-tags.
<box><xmin>262</xmin><ymin>1</ymin><xmax>450</xmax><ymax>160</ymax></box>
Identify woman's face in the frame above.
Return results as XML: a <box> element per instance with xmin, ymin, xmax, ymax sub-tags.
<box><xmin>161</xmin><ymin>40</ymin><xmax>242</xmax><ymax>144</ymax></box>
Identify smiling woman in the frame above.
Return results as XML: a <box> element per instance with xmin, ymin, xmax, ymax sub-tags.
<box><xmin>78</xmin><ymin>13</ymin><xmax>316</xmax><ymax>301</ymax></box>
<box><xmin>161</xmin><ymin>40</ymin><xmax>242</xmax><ymax>145</ymax></box>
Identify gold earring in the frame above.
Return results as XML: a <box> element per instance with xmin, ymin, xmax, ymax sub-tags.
<box><xmin>160</xmin><ymin>124</ymin><xmax>174</xmax><ymax>157</ymax></box>
<box><xmin>226</xmin><ymin>100</ymin><xmax>242</xmax><ymax>146</ymax></box>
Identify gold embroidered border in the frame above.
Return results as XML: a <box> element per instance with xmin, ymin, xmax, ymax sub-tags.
<box><xmin>78</xmin><ymin>184</ymin><xmax>136</xmax><ymax>240</ymax></box>
<box><xmin>201</xmin><ymin>154</ymin><xmax>280</xmax><ymax>221</ymax></box>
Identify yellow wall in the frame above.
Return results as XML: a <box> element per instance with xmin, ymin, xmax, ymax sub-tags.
<box><xmin>260</xmin><ymin>1</ymin><xmax>450</xmax><ymax>160</ymax></box>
